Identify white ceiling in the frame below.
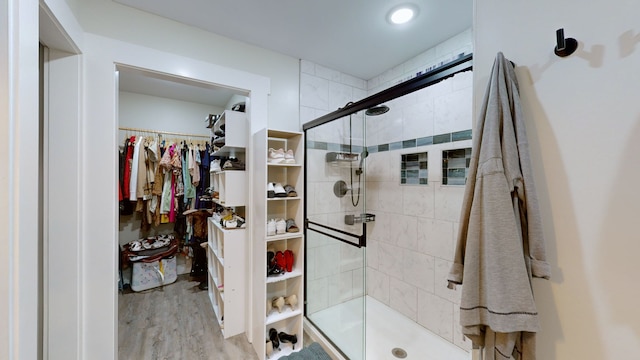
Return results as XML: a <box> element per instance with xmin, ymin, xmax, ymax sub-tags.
<box><xmin>115</xmin><ymin>0</ymin><xmax>473</xmax><ymax>106</ymax></box>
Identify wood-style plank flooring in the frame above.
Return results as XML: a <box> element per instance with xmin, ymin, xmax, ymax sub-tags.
<box><xmin>118</xmin><ymin>275</ymin><xmax>259</xmax><ymax>360</ymax></box>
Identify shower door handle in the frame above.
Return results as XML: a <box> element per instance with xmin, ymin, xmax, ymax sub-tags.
<box><xmin>305</xmin><ymin>219</ymin><xmax>366</xmax><ymax>248</ymax></box>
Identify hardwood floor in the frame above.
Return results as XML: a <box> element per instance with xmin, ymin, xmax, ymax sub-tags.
<box><xmin>118</xmin><ymin>274</ymin><xmax>258</xmax><ymax>360</ymax></box>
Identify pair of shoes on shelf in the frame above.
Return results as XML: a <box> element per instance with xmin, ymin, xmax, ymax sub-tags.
<box><xmin>268</xmin><ymin>328</ymin><xmax>298</xmax><ymax>351</ymax></box>
<box><xmin>269</xmin><ymin>183</ymin><xmax>298</xmax><ymax>198</ymax></box>
<box><xmin>222</xmin><ymin>215</ymin><xmax>246</xmax><ymax>229</ymax></box>
<box><xmin>268</xmin><ymin>148</ymin><xmax>296</xmax><ymax>164</ymax></box>
<box><xmin>267</xmin><ymin>218</ymin><xmax>287</xmax><ymax>236</ymax></box>
<box><xmin>273</xmin><ymin>249</ymin><xmax>294</xmax><ymax>272</ymax></box>
<box><xmin>222</xmin><ymin>157</ymin><xmax>245</xmax><ymax>170</ymax></box>
<box><xmin>268</xmin><ymin>294</ymin><xmax>298</xmax><ymax>314</ymax></box>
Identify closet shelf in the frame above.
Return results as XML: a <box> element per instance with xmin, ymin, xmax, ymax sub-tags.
<box><xmin>266</xmin><ymin>269</ymin><xmax>302</xmax><ymax>284</ymax></box>
<box><xmin>265</xmin><ymin>308</ymin><xmax>303</xmax><ymax>326</ymax></box>
<box><xmin>266</xmin><ymin>233</ymin><xmax>302</xmax><ymax>242</ymax></box>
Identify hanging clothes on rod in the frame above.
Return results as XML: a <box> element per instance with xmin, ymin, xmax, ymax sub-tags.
<box><xmin>118</xmin><ymin>127</ymin><xmax>211</xmax><ymax>232</ymax></box>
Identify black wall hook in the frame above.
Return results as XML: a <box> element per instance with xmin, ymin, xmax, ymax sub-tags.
<box><xmin>554</xmin><ymin>28</ymin><xmax>578</xmax><ymax>57</ymax></box>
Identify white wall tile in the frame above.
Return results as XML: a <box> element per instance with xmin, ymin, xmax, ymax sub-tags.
<box><xmin>341</xmin><ymin>242</ymin><xmax>364</xmax><ymax>272</ymax></box>
<box><xmin>353</xmin><ymin>268</ymin><xmax>365</xmax><ymax>297</ymax></box>
<box><xmin>434</xmin><ymin>86</ymin><xmax>473</xmax><ymax>134</ymax></box>
<box><xmin>402</xmin><ymin>100</ymin><xmax>435</xmax><ymax>140</ymax></box>
<box><xmin>434</xmin><ymin>185</ymin><xmax>465</xmax><ymax>221</ymax></box>
<box><xmin>301</xmin><ymin>59</ymin><xmax>314</xmax><ymax>74</ymax></box>
<box><xmin>329</xmin><ymin>82</ymin><xmax>355</xmax><ymax>113</ymax></box>
<box><xmin>434</xmin><ymin>258</ymin><xmax>462</xmax><ymax>304</ymax></box>
<box><xmin>402</xmin><ymin>249</ymin><xmax>434</xmax><ymax>293</ymax></box>
<box><xmin>340</xmin><ymin>73</ymin><xmax>367</xmax><ymax>90</ymax></box>
<box><xmin>378</xmin><ymin>242</ymin><xmax>404</xmax><ymax>277</ymax></box>
<box><xmin>366</xmin><ymin>238</ymin><xmax>380</xmax><ymax>269</ymax></box>
<box><xmin>314</xmin><ymin>181</ymin><xmax>342</xmax><ymax>214</ymax></box>
<box><xmin>378</xmin><ymin>181</ymin><xmax>404</xmax><ymax>214</ymax></box>
<box><xmin>417</xmin><ymin>290</ymin><xmax>454</xmax><ymax>342</ymax></box>
<box><xmin>417</xmin><ymin>218</ymin><xmax>454</xmax><ymax>261</ymax></box>
<box><xmin>307</xmin><ymin>277</ymin><xmax>329</xmax><ymax>314</ymax></box>
<box><xmin>314</xmin><ymin>243</ymin><xmax>341</xmax><ymax>278</ymax></box>
<box><xmin>300</xmin><ymin>73</ymin><xmax>329</xmax><ymax>110</ymax></box>
<box><xmin>395</xmin><ymin>214</ymin><xmax>418</xmax><ymax>252</ymax></box>
<box><xmin>315</xmin><ymin>63</ymin><xmax>342</xmax><ymax>82</ymax></box>
<box><xmin>367</xmin><ymin>268</ymin><xmax>390</xmax><ymax>305</ymax></box>
<box><xmin>402</xmin><ymin>184</ymin><xmax>435</xmax><ymax>218</ymax></box>
<box><xmin>390</xmin><ymin>280</ymin><xmax>418</xmax><ymax>322</ymax></box>
<box><xmin>452</xmin><ymin>71</ymin><xmax>473</xmax><ymax>91</ymax></box>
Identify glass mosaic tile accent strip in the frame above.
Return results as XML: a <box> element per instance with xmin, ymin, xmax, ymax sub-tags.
<box><xmin>442</xmin><ymin>147</ymin><xmax>472</xmax><ymax>185</ymax></box>
<box><xmin>308</xmin><ymin>129</ymin><xmax>471</xmax><ymax>155</ymax></box>
<box><xmin>401</xmin><ymin>152</ymin><xmax>428</xmax><ymax>185</ymax></box>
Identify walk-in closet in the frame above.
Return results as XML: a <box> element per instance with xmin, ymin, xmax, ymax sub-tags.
<box><xmin>116</xmin><ymin>65</ymin><xmax>254</xmax><ymax>358</ymax></box>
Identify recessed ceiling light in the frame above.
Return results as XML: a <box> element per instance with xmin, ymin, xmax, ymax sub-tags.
<box><xmin>388</xmin><ymin>4</ymin><xmax>418</xmax><ymax>25</ymax></box>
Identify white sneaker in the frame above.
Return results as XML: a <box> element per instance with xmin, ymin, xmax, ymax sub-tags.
<box><xmin>284</xmin><ymin>149</ymin><xmax>296</xmax><ymax>164</ymax></box>
<box><xmin>275</xmin><ymin>218</ymin><xmax>286</xmax><ymax>234</ymax></box>
<box><xmin>267</xmin><ymin>219</ymin><xmax>276</xmax><ymax>236</ymax></box>
<box><xmin>211</xmin><ymin>159</ymin><xmax>222</xmax><ymax>172</ymax></box>
<box><xmin>273</xmin><ymin>183</ymin><xmax>287</xmax><ymax>197</ymax></box>
<box><xmin>268</xmin><ymin>148</ymin><xmax>285</xmax><ymax>163</ymax></box>
<box><xmin>267</xmin><ymin>182</ymin><xmax>275</xmax><ymax>198</ymax></box>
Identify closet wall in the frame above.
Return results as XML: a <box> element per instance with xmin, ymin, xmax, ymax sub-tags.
<box><xmin>117</xmin><ymin>90</ymin><xmax>223</xmax><ymax>248</ymax></box>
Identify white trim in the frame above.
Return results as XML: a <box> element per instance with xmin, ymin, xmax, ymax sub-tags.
<box><xmin>1</xmin><ymin>0</ymin><xmax>40</xmax><ymax>359</ymax></box>
<box><xmin>81</xmin><ymin>34</ymin><xmax>270</xmax><ymax>358</ymax></box>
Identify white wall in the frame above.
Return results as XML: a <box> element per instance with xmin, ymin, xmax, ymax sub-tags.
<box><xmin>78</xmin><ymin>0</ymin><xmax>300</xmax><ymax>132</ymax></box>
<box><xmin>475</xmin><ymin>0</ymin><xmax>640</xmax><ymax>358</ymax></box>
<box><xmin>118</xmin><ymin>91</ymin><xmax>222</xmax><ymax>137</ymax></box>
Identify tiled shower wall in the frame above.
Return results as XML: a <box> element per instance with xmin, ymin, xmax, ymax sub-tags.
<box><xmin>301</xmin><ymin>29</ymin><xmax>473</xmax><ymax>352</ymax></box>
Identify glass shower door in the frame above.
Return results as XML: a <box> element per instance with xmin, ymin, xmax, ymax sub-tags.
<box><xmin>304</xmin><ymin>111</ymin><xmax>367</xmax><ymax>360</ymax></box>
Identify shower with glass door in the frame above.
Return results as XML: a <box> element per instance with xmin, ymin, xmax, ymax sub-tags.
<box><xmin>303</xmin><ymin>55</ymin><xmax>473</xmax><ymax>360</ymax></box>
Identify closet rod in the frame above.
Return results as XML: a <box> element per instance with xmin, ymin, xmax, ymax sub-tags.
<box><xmin>118</xmin><ymin>126</ymin><xmax>209</xmax><ymax>139</ymax></box>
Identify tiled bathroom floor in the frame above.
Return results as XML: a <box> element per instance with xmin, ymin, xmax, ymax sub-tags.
<box><xmin>309</xmin><ymin>296</ymin><xmax>471</xmax><ymax>360</ymax></box>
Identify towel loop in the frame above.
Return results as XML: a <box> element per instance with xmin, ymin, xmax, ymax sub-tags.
<box><xmin>554</xmin><ymin>28</ymin><xmax>578</xmax><ymax>57</ymax></box>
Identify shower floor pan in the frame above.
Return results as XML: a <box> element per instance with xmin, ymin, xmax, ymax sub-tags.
<box><xmin>309</xmin><ymin>296</ymin><xmax>471</xmax><ymax>360</ymax></box>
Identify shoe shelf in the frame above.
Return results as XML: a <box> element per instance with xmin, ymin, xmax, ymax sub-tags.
<box><xmin>211</xmin><ymin>110</ymin><xmax>247</xmax><ymax>157</ymax></box>
<box><xmin>252</xmin><ymin>128</ymin><xmax>305</xmax><ymax>360</ymax></box>
<box><xmin>210</xmin><ymin>170</ymin><xmax>246</xmax><ymax>207</ymax></box>
<box><xmin>207</xmin><ymin>214</ymin><xmax>246</xmax><ymax>338</ymax></box>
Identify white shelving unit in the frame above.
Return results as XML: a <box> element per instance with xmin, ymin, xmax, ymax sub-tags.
<box><xmin>211</xmin><ymin>170</ymin><xmax>246</xmax><ymax>207</ymax></box>
<box><xmin>251</xmin><ymin>129</ymin><xmax>305</xmax><ymax>360</ymax></box>
<box><xmin>207</xmin><ymin>109</ymin><xmax>248</xmax><ymax>339</ymax></box>
<box><xmin>207</xmin><ymin>218</ymin><xmax>246</xmax><ymax>338</ymax></box>
<box><xmin>211</xmin><ymin>110</ymin><xmax>247</xmax><ymax>156</ymax></box>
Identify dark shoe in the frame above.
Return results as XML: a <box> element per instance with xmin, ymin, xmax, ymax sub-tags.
<box><xmin>269</xmin><ymin>328</ymin><xmax>280</xmax><ymax>350</ymax></box>
<box><xmin>278</xmin><ymin>332</ymin><xmax>298</xmax><ymax>350</ymax></box>
<box><xmin>223</xmin><ymin>158</ymin><xmax>245</xmax><ymax>170</ymax></box>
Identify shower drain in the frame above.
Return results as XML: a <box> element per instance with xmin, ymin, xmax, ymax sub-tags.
<box><xmin>391</xmin><ymin>347</ymin><xmax>407</xmax><ymax>358</ymax></box>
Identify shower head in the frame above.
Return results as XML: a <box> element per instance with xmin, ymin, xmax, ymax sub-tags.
<box><xmin>365</xmin><ymin>105</ymin><xmax>390</xmax><ymax>116</ymax></box>
<box><xmin>356</xmin><ymin>149</ymin><xmax>369</xmax><ymax>176</ymax></box>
